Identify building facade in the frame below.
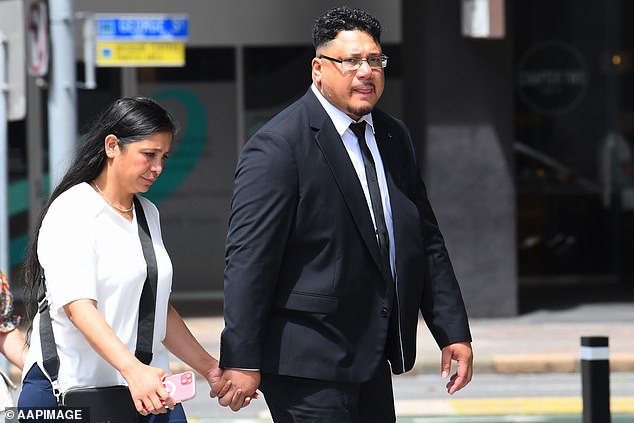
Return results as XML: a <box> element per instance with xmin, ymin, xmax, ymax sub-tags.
<box><xmin>6</xmin><ymin>0</ymin><xmax>633</xmax><ymax>316</ymax></box>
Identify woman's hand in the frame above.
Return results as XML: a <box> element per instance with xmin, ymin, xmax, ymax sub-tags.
<box><xmin>120</xmin><ymin>361</ymin><xmax>176</xmax><ymax>415</ymax></box>
<box><xmin>207</xmin><ymin>366</ymin><xmax>232</xmax><ymax>398</ymax></box>
<box><xmin>206</xmin><ymin>365</ymin><xmax>257</xmax><ymax>410</ymax></box>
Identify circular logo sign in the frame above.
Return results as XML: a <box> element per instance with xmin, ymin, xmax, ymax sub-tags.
<box><xmin>517</xmin><ymin>41</ymin><xmax>588</xmax><ymax>115</ymax></box>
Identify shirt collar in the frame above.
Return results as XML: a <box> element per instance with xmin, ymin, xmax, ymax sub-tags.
<box><xmin>311</xmin><ymin>84</ymin><xmax>375</xmax><ymax>137</ymax></box>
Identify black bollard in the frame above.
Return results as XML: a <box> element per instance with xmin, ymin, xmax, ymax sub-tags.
<box><xmin>581</xmin><ymin>336</ymin><xmax>611</xmax><ymax>423</ymax></box>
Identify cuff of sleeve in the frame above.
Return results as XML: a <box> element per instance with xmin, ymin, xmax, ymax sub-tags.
<box><xmin>225</xmin><ymin>368</ymin><xmax>260</xmax><ymax>371</ymax></box>
<box><xmin>219</xmin><ymin>330</ymin><xmax>262</xmax><ymax>370</ymax></box>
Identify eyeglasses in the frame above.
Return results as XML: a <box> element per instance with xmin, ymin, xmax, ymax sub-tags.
<box><xmin>319</xmin><ymin>54</ymin><xmax>388</xmax><ymax>71</ymax></box>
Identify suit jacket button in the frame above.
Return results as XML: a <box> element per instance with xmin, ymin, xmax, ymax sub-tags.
<box><xmin>381</xmin><ymin>307</ymin><xmax>389</xmax><ymax>317</ymax></box>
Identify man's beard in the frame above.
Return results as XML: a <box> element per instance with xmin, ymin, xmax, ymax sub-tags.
<box><xmin>348</xmin><ymin>104</ymin><xmax>374</xmax><ymax>119</ymax></box>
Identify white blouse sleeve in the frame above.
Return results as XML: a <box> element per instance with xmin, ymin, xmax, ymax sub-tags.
<box><xmin>37</xmin><ymin>198</ymin><xmax>98</xmax><ymax>314</ymax></box>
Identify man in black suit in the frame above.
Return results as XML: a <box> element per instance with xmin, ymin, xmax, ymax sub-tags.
<box><xmin>216</xmin><ymin>6</ymin><xmax>473</xmax><ymax>422</ymax></box>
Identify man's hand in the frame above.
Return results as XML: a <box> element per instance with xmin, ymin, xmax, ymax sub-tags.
<box><xmin>440</xmin><ymin>341</ymin><xmax>473</xmax><ymax>394</ymax></box>
<box><xmin>215</xmin><ymin>369</ymin><xmax>261</xmax><ymax>411</ymax></box>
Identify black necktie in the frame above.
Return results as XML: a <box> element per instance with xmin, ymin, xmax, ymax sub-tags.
<box><xmin>349</xmin><ymin>121</ymin><xmax>391</xmax><ymax>275</ymax></box>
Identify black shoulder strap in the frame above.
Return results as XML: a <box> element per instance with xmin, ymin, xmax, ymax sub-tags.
<box><xmin>37</xmin><ymin>274</ymin><xmax>60</xmax><ymax>397</ymax></box>
<box><xmin>133</xmin><ymin>195</ymin><xmax>158</xmax><ymax>365</ymax></box>
<box><xmin>39</xmin><ymin>195</ymin><xmax>159</xmax><ymax>401</ymax></box>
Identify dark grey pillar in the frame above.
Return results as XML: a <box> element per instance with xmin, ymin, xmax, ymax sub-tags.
<box><xmin>402</xmin><ymin>0</ymin><xmax>518</xmax><ymax>316</ymax></box>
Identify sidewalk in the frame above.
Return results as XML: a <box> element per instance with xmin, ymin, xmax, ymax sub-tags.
<box><xmin>172</xmin><ymin>300</ymin><xmax>634</xmax><ymax>375</ymax></box>
<box><xmin>7</xmin><ymin>300</ymin><xmax>633</xmax><ymax>420</ymax></box>
<box><xmin>9</xmin><ymin>298</ymin><xmax>629</xmax><ymax>383</ymax></box>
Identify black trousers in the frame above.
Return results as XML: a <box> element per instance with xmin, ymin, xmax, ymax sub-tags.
<box><xmin>259</xmin><ymin>360</ymin><xmax>396</xmax><ymax>423</ymax></box>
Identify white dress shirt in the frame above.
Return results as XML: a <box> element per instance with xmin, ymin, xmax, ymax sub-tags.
<box><xmin>311</xmin><ymin>84</ymin><xmax>396</xmax><ymax>276</ymax></box>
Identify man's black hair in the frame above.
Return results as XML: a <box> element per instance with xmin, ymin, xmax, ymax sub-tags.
<box><xmin>312</xmin><ymin>6</ymin><xmax>382</xmax><ymax>50</ymax></box>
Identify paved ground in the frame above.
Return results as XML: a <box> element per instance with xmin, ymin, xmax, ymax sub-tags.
<box><xmin>169</xmin><ymin>299</ymin><xmax>634</xmax><ymax>377</ymax></box>
<box><xmin>178</xmin><ymin>372</ymin><xmax>634</xmax><ymax>420</ymax></box>
<box><xmin>188</xmin><ymin>417</ymin><xmax>634</xmax><ymax>423</ymax></box>
<box><xmin>157</xmin><ymin>295</ymin><xmax>634</xmax><ymax>420</ymax></box>
<box><xmin>6</xmin><ymin>285</ymin><xmax>633</xmax><ymax>420</ymax></box>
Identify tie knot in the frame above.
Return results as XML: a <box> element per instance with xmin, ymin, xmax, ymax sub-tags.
<box><xmin>349</xmin><ymin>121</ymin><xmax>366</xmax><ymax>140</ymax></box>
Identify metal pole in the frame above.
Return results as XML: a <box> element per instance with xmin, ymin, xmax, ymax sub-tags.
<box><xmin>581</xmin><ymin>336</ymin><xmax>611</xmax><ymax>423</ymax></box>
<box><xmin>27</xmin><ymin>67</ymin><xmax>45</xmax><ymax>236</ymax></box>
<box><xmin>0</xmin><ymin>32</ymin><xmax>9</xmax><ymax>275</ymax></box>
<box><xmin>47</xmin><ymin>0</ymin><xmax>77</xmax><ymax>190</ymax></box>
<box><xmin>80</xmin><ymin>13</ymin><xmax>96</xmax><ymax>90</ymax></box>
<box><xmin>121</xmin><ymin>67</ymin><xmax>138</xmax><ymax>97</ymax></box>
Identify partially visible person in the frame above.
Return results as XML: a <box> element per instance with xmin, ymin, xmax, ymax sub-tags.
<box><xmin>0</xmin><ymin>271</ymin><xmax>27</xmax><ymax>370</ymax></box>
<box><xmin>0</xmin><ymin>270</ymin><xmax>27</xmax><ymax>412</ymax></box>
<box><xmin>18</xmin><ymin>97</ymin><xmax>250</xmax><ymax>422</ymax></box>
<box><xmin>215</xmin><ymin>6</ymin><xmax>473</xmax><ymax>422</ymax></box>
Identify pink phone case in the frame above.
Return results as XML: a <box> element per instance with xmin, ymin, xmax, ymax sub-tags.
<box><xmin>163</xmin><ymin>371</ymin><xmax>196</xmax><ymax>403</ymax></box>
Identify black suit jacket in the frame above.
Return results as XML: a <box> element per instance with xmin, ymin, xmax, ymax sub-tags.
<box><xmin>220</xmin><ymin>88</ymin><xmax>471</xmax><ymax>383</ymax></box>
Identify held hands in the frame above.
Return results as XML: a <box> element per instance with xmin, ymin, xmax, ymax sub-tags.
<box><xmin>209</xmin><ymin>368</ymin><xmax>261</xmax><ymax>411</ymax></box>
<box><xmin>120</xmin><ymin>362</ymin><xmax>175</xmax><ymax>415</ymax></box>
<box><xmin>441</xmin><ymin>341</ymin><xmax>473</xmax><ymax>395</ymax></box>
<box><xmin>206</xmin><ymin>367</ymin><xmax>259</xmax><ymax>411</ymax></box>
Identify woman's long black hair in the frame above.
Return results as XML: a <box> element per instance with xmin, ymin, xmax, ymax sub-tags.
<box><xmin>23</xmin><ymin>97</ymin><xmax>177</xmax><ymax>339</ymax></box>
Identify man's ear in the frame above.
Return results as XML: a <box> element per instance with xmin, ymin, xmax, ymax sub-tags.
<box><xmin>104</xmin><ymin>134</ymin><xmax>118</xmax><ymax>158</ymax></box>
<box><xmin>311</xmin><ymin>57</ymin><xmax>322</xmax><ymax>85</ymax></box>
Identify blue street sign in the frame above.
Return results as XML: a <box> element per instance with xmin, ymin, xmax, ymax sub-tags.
<box><xmin>96</xmin><ymin>14</ymin><xmax>189</xmax><ymax>41</ymax></box>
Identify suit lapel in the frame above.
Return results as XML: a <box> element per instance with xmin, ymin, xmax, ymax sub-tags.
<box><xmin>304</xmin><ymin>92</ymin><xmax>385</xmax><ymax>275</ymax></box>
<box><xmin>374</xmin><ymin>113</ymin><xmax>412</xmax><ymax>288</ymax></box>
<box><xmin>373</xmin><ymin>113</ymin><xmax>405</xmax><ymax>189</ymax></box>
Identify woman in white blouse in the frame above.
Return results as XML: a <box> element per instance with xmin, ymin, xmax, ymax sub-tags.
<box><xmin>18</xmin><ymin>97</ymin><xmax>250</xmax><ymax>421</ymax></box>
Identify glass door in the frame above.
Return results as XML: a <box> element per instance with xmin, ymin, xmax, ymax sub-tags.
<box><xmin>514</xmin><ymin>0</ymin><xmax>634</xmax><ymax>304</ymax></box>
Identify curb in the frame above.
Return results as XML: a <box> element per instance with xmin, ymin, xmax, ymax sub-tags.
<box><xmin>168</xmin><ymin>353</ymin><xmax>634</xmax><ymax>377</ymax></box>
<box><xmin>410</xmin><ymin>353</ymin><xmax>634</xmax><ymax>375</ymax></box>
